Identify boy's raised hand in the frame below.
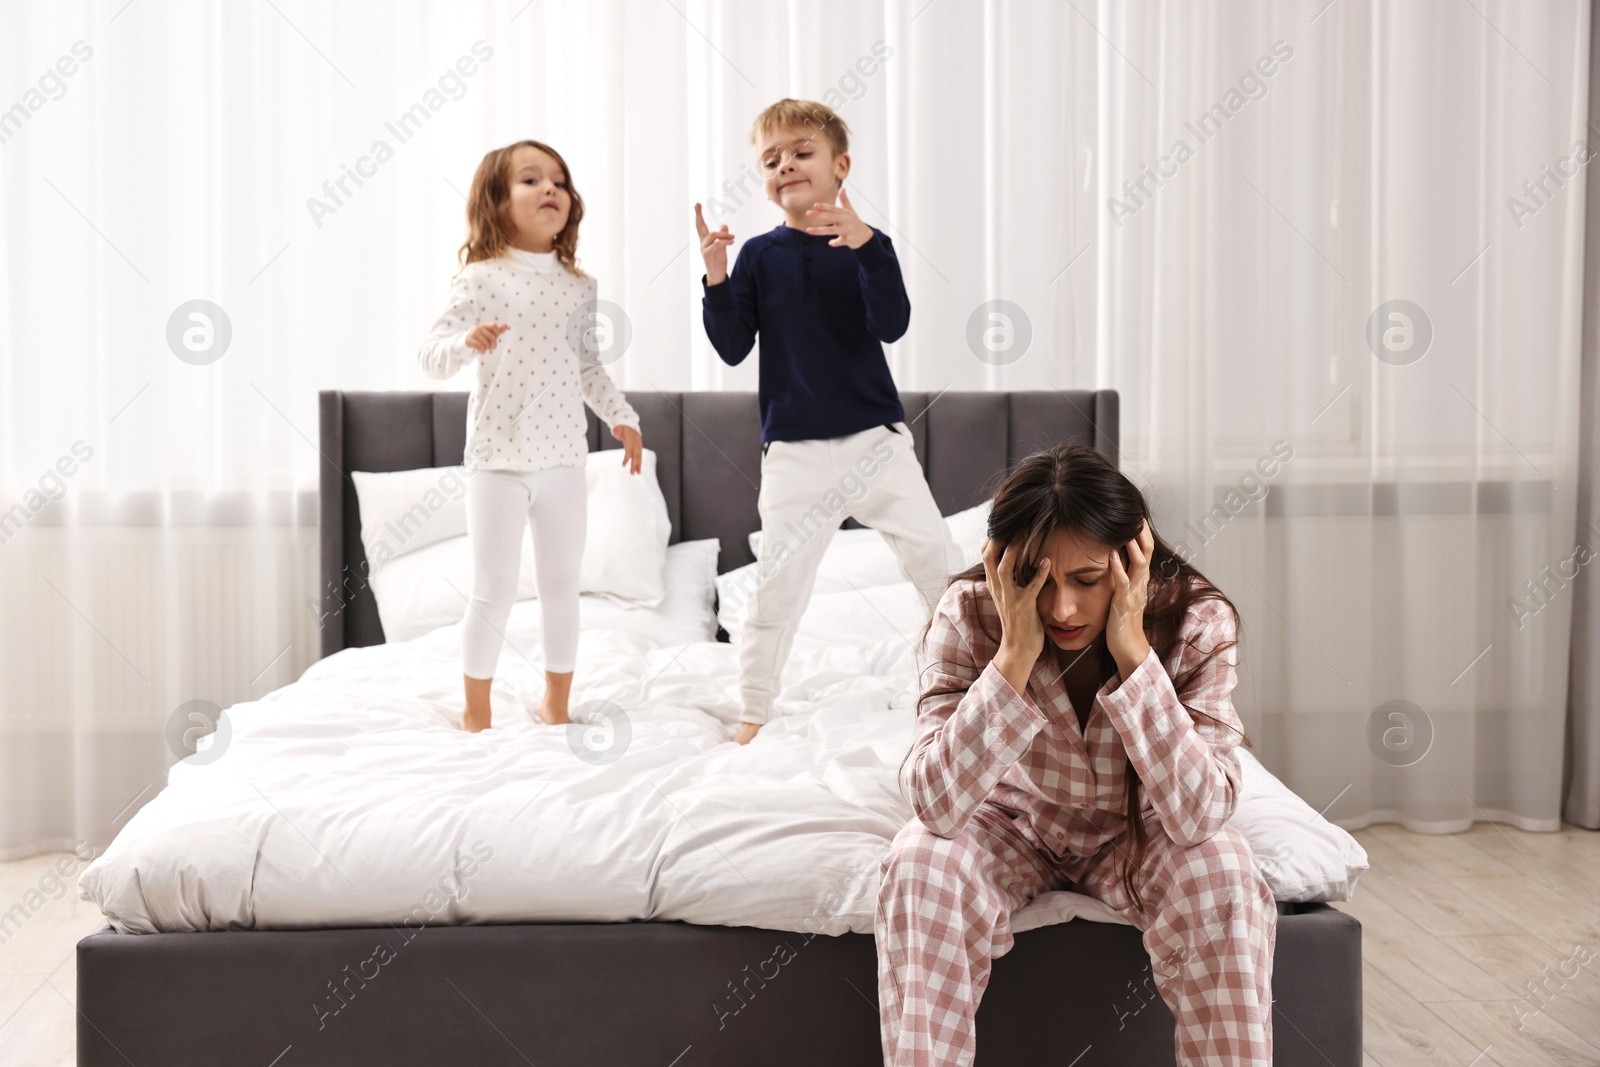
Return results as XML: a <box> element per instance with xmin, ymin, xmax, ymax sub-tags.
<box><xmin>806</xmin><ymin>187</ymin><xmax>873</xmax><ymax>249</ymax></box>
<box><xmin>694</xmin><ymin>202</ymin><xmax>734</xmax><ymax>286</ymax></box>
<box><xmin>465</xmin><ymin>322</ymin><xmax>509</xmax><ymax>353</ymax></box>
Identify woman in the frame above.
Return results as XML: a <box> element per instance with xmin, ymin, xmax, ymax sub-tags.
<box><xmin>876</xmin><ymin>444</ymin><xmax>1274</xmax><ymax>1067</ymax></box>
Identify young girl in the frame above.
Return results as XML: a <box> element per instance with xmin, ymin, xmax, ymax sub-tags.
<box><xmin>417</xmin><ymin>140</ymin><xmax>643</xmax><ymax>733</ymax></box>
<box><xmin>877</xmin><ymin>444</ymin><xmax>1275</xmax><ymax>1066</ymax></box>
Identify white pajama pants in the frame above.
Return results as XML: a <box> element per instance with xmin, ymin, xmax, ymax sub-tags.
<box><xmin>739</xmin><ymin>420</ymin><xmax>964</xmax><ymax>724</ymax></box>
<box><xmin>461</xmin><ymin>465</ymin><xmax>587</xmax><ymax>679</ymax></box>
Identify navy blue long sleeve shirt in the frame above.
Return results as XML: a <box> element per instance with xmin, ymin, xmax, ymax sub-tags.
<box><xmin>701</xmin><ymin>223</ymin><xmax>911</xmax><ymax>443</ymax></box>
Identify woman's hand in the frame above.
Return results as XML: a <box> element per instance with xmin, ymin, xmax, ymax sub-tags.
<box><xmin>465</xmin><ymin>323</ymin><xmax>509</xmax><ymax>353</ymax></box>
<box><xmin>612</xmin><ymin>425</ymin><xmax>643</xmax><ymax>474</ymax></box>
<box><xmin>981</xmin><ymin>537</ymin><xmax>1051</xmax><ymax>695</ymax></box>
<box><xmin>1106</xmin><ymin>519</ymin><xmax>1155</xmax><ymax>682</ymax></box>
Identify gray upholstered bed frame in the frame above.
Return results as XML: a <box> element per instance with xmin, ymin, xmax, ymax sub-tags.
<box><xmin>313</xmin><ymin>388</ymin><xmax>1125</xmax><ymax>653</ymax></box>
<box><xmin>76</xmin><ymin>389</ymin><xmax>1361</xmax><ymax>1066</ymax></box>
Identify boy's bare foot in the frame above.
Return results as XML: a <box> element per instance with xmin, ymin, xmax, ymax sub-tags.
<box><xmin>734</xmin><ymin>722</ymin><xmax>761</xmax><ymax>745</ymax></box>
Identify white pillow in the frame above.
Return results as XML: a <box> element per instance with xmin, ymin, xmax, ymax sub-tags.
<box><xmin>717</xmin><ymin>566</ymin><xmax>928</xmax><ymax>654</ymax></box>
<box><xmin>747</xmin><ymin>527</ymin><xmax>902</xmax><ymax>595</ymax></box>
<box><xmin>372</xmin><ymin>536</ymin><xmax>720</xmax><ymax>645</ymax></box>
<box><xmin>352</xmin><ymin>449</ymin><xmax>671</xmax><ymax>603</ymax></box>
<box><xmin>368</xmin><ymin>532</ymin><xmax>500</xmax><ymax>641</ymax></box>
<box><xmin>576</xmin><ymin>447</ymin><xmax>671</xmax><ymax>605</ymax></box>
<box><xmin>945</xmin><ymin>500</ymin><xmax>990</xmax><ymax>568</ymax></box>
<box><xmin>714</xmin><ymin>561</ymin><xmax>756</xmax><ymax>635</ymax></box>
<box><xmin>349</xmin><ymin>466</ymin><xmax>473</xmax><ymax>574</ymax></box>
<box><xmin>650</xmin><ymin>537</ymin><xmax>722</xmax><ymax>642</ymax></box>
<box><xmin>576</xmin><ymin>536</ymin><xmax>720</xmax><ymax>646</ymax></box>
<box><xmin>1231</xmin><ymin>748</ymin><xmax>1369</xmax><ymax>901</ymax></box>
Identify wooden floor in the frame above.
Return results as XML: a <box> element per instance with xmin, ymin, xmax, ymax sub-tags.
<box><xmin>1333</xmin><ymin>823</ymin><xmax>1600</xmax><ymax>1067</ymax></box>
<box><xmin>1</xmin><ymin>823</ymin><xmax>1598</xmax><ymax>1065</ymax></box>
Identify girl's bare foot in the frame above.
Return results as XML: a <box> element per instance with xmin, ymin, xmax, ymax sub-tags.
<box><xmin>538</xmin><ymin>669</ymin><xmax>574</xmax><ymax>725</ymax></box>
<box><xmin>461</xmin><ymin>674</ymin><xmax>493</xmax><ymax>732</ymax></box>
<box><xmin>734</xmin><ymin>722</ymin><xmax>761</xmax><ymax>745</ymax></box>
<box><xmin>537</xmin><ymin>693</ymin><xmax>570</xmax><ymax>726</ymax></box>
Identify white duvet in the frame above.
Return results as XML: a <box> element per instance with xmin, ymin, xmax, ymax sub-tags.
<box><xmin>80</xmin><ymin>579</ymin><xmax>1136</xmax><ymax>936</ymax></box>
<box><xmin>80</xmin><ymin>530</ymin><xmax>1365</xmax><ymax>936</ymax></box>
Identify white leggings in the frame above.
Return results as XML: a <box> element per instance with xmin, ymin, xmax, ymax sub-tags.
<box><xmin>461</xmin><ymin>465</ymin><xmax>587</xmax><ymax>679</ymax></box>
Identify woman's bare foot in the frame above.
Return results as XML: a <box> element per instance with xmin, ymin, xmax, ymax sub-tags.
<box><xmin>461</xmin><ymin>674</ymin><xmax>493</xmax><ymax>733</ymax></box>
<box><xmin>537</xmin><ymin>669</ymin><xmax>574</xmax><ymax>725</ymax></box>
<box><xmin>734</xmin><ymin>722</ymin><xmax>761</xmax><ymax>745</ymax></box>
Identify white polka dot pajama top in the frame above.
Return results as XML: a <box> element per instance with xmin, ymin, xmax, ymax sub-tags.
<box><xmin>415</xmin><ymin>250</ymin><xmax>640</xmax><ymax>471</ymax></box>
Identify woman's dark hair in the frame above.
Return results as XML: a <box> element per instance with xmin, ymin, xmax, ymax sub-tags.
<box><xmin>911</xmin><ymin>443</ymin><xmax>1244</xmax><ymax>912</ymax></box>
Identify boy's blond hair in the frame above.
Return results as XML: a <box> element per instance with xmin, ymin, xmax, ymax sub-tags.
<box><xmin>749</xmin><ymin>98</ymin><xmax>851</xmax><ymax>157</ymax></box>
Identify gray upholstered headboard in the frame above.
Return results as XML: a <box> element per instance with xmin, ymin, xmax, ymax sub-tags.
<box><xmin>317</xmin><ymin>389</ymin><xmax>1119</xmax><ymax>656</ymax></box>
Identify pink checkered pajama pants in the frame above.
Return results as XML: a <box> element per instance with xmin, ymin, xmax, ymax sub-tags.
<box><xmin>875</xmin><ymin>804</ymin><xmax>1276</xmax><ymax>1066</ymax></box>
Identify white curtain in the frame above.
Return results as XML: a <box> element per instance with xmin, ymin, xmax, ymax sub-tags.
<box><xmin>0</xmin><ymin>0</ymin><xmax>1585</xmax><ymax>858</ymax></box>
<box><xmin>1097</xmin><ymin>0</ymin><xmax>1589</xmax><ymax>832</ymax></box>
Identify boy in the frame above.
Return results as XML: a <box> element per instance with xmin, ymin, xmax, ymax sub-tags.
<box><xmin>695</xmin><ymin>98</ymin><xmax>963</xmax><ymax>745</ymax></box>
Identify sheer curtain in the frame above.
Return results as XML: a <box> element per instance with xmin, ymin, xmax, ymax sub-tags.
<box><xmin>0</xmin><ymin>0</ymin><xmax>1585</xmax><ymax>858</ymax></box>
<box><xmin>1100</xmin><ymin>1</ymin><xmax>1590</xmax><ymax>831</ymax></box>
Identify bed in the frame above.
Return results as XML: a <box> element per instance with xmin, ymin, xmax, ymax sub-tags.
<box><xmin>75</xmin><ymin>388</ymin><xmax>1361</xmax><ymax>1066</ymax></box>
